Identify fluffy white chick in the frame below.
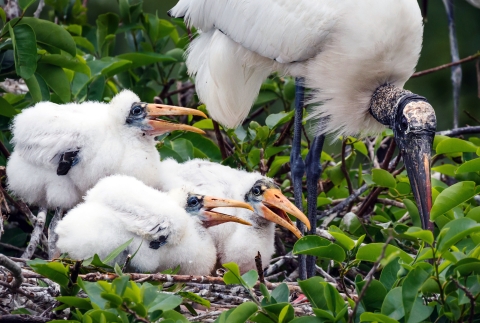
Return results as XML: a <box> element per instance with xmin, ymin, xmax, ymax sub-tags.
<box><xmin>55</xmin><ymin>175</ymin><xmax>252</xmax><ymax>275</ymax></box>
<box><xmin>158</xmin><ymin>158</ymin><xmax>309</xmax><ymax>273</ymax></box>
<box><xmin>7</xmin><ymin>90</ymin><xmax>206</xmax><ymax>210</ymax></box>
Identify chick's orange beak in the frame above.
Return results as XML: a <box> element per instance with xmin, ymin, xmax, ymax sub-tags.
<box><xmin>145</xmin><ymin>104</ymin><xmax>207</xmax><ymax>135</ymax></box>
<box><xmin>260</xmin><ymin>189</ymin><xmax>310</xmax><ymax>239</ymax></box>
<box><xmin>200</xmin><ymin>196</ymin><xmax>253</xmax><ymax>228</ymax></box>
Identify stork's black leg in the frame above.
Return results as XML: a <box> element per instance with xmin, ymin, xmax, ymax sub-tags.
<box><xmin>48</xmin><ymin>207</ymin><xmax>63</xmax><ymax>259</ymax></box>
<box><xmin>443</xmin><ymin>0</ymin><xmax>462</xmax><ymax>129</ymax></box>
<box><xmin>290</xmin><ymin>77</ymin><xmax>306</xmax><ymax>280</ymax></box>
<box><xmin>305</xmin><ymin>134</ymin><xmax>325</xmax><ymax>278</ymax></box>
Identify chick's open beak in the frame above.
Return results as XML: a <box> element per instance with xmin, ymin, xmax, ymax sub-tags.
<box><xmin>146</xmin><ymin>104</ymin><xmax>207</xmax><ymax>135</ymax></box>
<box><xmin>261</xmin><ymin>189</ymin><xmax>310</xmax><ymax>239</ymax></box>
<box><xmin>200</xmin><ymin>196</ymin><xmax>253</xmax><ymax>228</ymax></box>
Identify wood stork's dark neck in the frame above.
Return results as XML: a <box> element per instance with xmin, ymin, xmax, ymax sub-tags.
<box><xmin>369</xmin><ymin>84</ymin><xmax>412</xmax><ymax>127</ymax></box>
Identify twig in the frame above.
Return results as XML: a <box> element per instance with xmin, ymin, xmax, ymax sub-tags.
<box><xmin>464</xmin><ymin>111</ymin><xmax>480</xmax><ymax>125</ymax></box>
<box><xmin>411</xmin><ymin>53</ymin><xmax>480</xmax><ymax>78</ymax></box>
<box><xmin>190</xmin><ymin>311</ymin><xmax>223</xmax><ymax>321</ymax></box>
<box><xmin>0</xmin><ymin>141</ymin><xmax>10</xmax><ymax>159</ymax></box>
<box><xmin>452</xmin><ymin>278</ymin><xmax>475</xmax><ymax>323</ymax></box>
<box><xmin>318</xmin><ymin>184</ymin><xmax>369</xmax><ymax>223</ymax></box>
<box><xmin>349</xmin><ymin>235</ymin><xmax>393</xmax><ymax>323</ymax></box>
<box><xmin>341</xmin><ymin>140</ymin><xmax>354</xmax><ymax>195</ymax></box>
<box><xmin>213</xmin><ymin>120</ymin><xmax>228</xmax><ymax>160</ymax></box>
<box><xmin>48</xmin><ymin>208</ymin><xmax>63</xmax><ymax>259</ymax></box>
<box><xmin>0</xmin><ymin>253</ymin><xmax>24</xmax><ymax>289</ymax></box>
<box><xmin>0</xmin><ymin>315</ymin><xmax>50</xmax><ymax>323</ymax></box>
<box><xmin>255</xmin><ymin>252</ymin><xmax>266</xmax><ymax>285</ymax></box>
<box><xmin>163</xmin><ymin>83</ymin><xmax>195</xmax><ymax>99</ymax></box>
<box><xmin>22</xmin><ymin>207</ymin><xmax>47</xmax><ymax>259</ymax></box>
<box><xmin>68</xmin><ymin>261</ymin><xmax>82</xmax><ymax>289</ymax></box>
<box><xmin>315</xmin><ymin>265</ymin><xmax>337</xmax><ymax>284</ymax></box>
<box><xmin>243</xmin><ymin>107</ymin><xmax>265</xmax><ymax>125</ymax></box>
<box><xmin>122</xmin><ymin>254</ymin><xmax>132</xmax><ymax>272</ymax></box>
<box><xmin>0</xmin><ymin>186</ymin><xmax>36</xmax><ymax>225</ymax></box>
<box><xmin>122</xmin><ymin>302</ymin><xmax>150</xmax><ymax>323</ymax></box>
<box><xmin>438</xmin><ymin>126</ymin><xmax>480</xmax><ymax>137</ymax></box>
<box><xmin>33</xmin><ymin>0</ymin><xmax>45</xmax><ymax>18</ymax></box>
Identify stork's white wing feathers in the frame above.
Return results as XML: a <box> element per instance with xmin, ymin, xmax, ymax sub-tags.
<box><xmin>170</xmin><ymin>0</ymin><xmax>338</xmax><ymax>63</ymax></box>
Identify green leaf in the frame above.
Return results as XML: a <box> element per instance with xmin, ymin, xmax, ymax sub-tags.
<box><xmin>381</xmin><ymin>287</ymin><xmax>405</xmax><ymax>320</ymax></box>
<box><xmin>355</xmin><ymin>280</ymin><xmax>387</xmax><ymax>311</ymax></box>
<box><xmin>18</xmin><ymin>17</ymin><xmax>76</xmax><ymax>56</ymax></box>
<box><xmin>430</xmin><ymin>181</ymin><xmax>476</xmax><ymax>220</ymax></box>
<box><xmin>380</xmin><ymin>259</ymin><xmax>400</xmax><ymax>291</ymax></box>
<box><xmin>267</xmin><ymin>156</ymin><xmax>290</xmax><ymax>177</ymax></box>
<box><xmin>297</xmin><ymin>276</ymin><xmax>326</xmax><ymax>309</ymax></box>
<box><xmin>293</xmin><ymin>236</ymin><xmax>346</xmax><ymax>262</ymax></box>
<box><xmin>158</xmin><ymin>145</ymin><xmax>184</xmax><ymax>162</ymax></box>
<box><xmin>265</xmin><ymin>111</ymin><xmax>294</xmax><ymax>129</ymax></box>
<box><xmin>225</xmin><ymin>302</ymin><xmax>258</xmax><ymax>323</ymax></box>
<box><xmin>77</xmin><ymin>279</ymin><xmax>107</xmax><ymax>309</ymax></box>
<box><xmin>88</xmin><ymin>58</ymin><xmax>132</xmax><ymax>79</ymax></box>
<box><xmin>148</xmin><ymin>293</ymin><xmax>183</xmax><ymax>313</ymax></box>
<box><xmin>100</xmin><ymin>292</ymin><xmax>123</xmax><ymax>307</ymax></box>
<box><xmin>96</xmin><ymin>13</ymin><xmax>119</xmax><ymax>57</ymax></box>
<box><xmin>241</xmin><ymin>270</ymin><xmax>258</xmax><ymax>289</ymax></box>
<box><xmin>36</xmin><ymin>63</ymin><xmax>70</xmax><ymax>103</ymax></box>
<box><xmin>254</xmin><ymin>90</ymin><xmax>278</xmax><ymax>107</ymax></box>
<box><xmin>56</xmin><ymin>296</ymin><xmax>92</xmax><ymax>310</ymax></box>
<box><xmin>28</xmin><ymin>260</ymin><xmax>69</xmax><ymax>287</ymax></box>
<box><xmin>271</xmin><ymin>283</ymin><xmax>289</xmax><ymax>303</ymax></box>
<box><xmin>329</xmin><ymin>230</ymin><xmax>355</xmax><ymax>251</ymax></box>
<box><xmin>161</xmin><ymin>310</ymin><xmax>189</xmax><ymax>323</ymax></box>
<box><xmin>437</xmin><ymin>218</ymin><xmax>480</xmax><ymax>254</ymax></box>
<box><xmin>436</xmin><ymin>138</ymin><xmax>478</xmax><ymax>154</ymax></box>
<box><xmin>101</xmin><ymin>238</ymin><xmax>133</xmax><ymax>264</ymax></box>
<box><xmin>116</xmin><ymin>52</ymin><xmax>176</xmax><ymax>69</ymax></box>
<box><xmin>19</xmin><ymin>0</ymin><xmax>37</xmax><ymax>10</ymax></box>
<box><xmin>402</xmin><ymin>266</ymin><xmax>431</xmax><ymax>323</ymax></box>
<box><xmin>432</xmin><ymin>164</ymin><xmax>457</xmax><ymax>177</ymax></box>
<box><xmin>0</xmin><ymin>97</ymin><xmax>18</xmax><ymax>117</ymax></box>
<box><xmin>278</xmin><ymin>304</ymin><xmax>294</xmax><ymax>323</ymax></box>
<box><xmin>171</xmin><ymin>138</ymin><xmax>194</xmax><ymax>161</ymax></box>
<box><xmin>403</xmin><ymin>199</ymin><xmax>422</xmax><ymax>228</ymax></box>
<box><xmin>223</xmin><ymin>262</ymin><xmax>245</xmax><ymax>286</ymax></box>
<box><xmin>361</xmin><ymin>313</ymin><xmax>399</xmax><ymax>323</ymax></box>
<box><xmin>372</xmin><ymin>169</ymin><xmax>396</xmax><ymax>188</ymax></box>
<box><xmin>24</xmin><ymin>73</ymin><xmax>50</xmax><ymax>102</ymax></box>
<box><xmin>456</xmin><ymin>158</ymin><xmax>480</xmax><ymax>174</ymax></box>
<box><xmin>177</xmin><ymin>132</ymin><xmax>222</xmax><ymax>162</ymax></box>
<box><xmin>73</xmin><ymin>36</ymin><xmax>95</xmax><ymax>54</ymax></box>
<box><xmin>192</xmin><ymin>119</ymin><xmax>214</xmax><ymax>130</ymax></box>
<box><xmin>10</xmin><ymin>24</ymin><xmax>37</xmax><ymax>79</ymax></box>
<box><xmin>0</xmin><ymin>7</ymin><xmax>5</xmax><ymax>23</ymax></box>
<box><xmin>39</xmin><ymin>55</ymin><xmax>90</xmax><ymax>76</ymax></box>
<box><xmin>467</xmin><ymin>206</ymin><xmax>480</xmax><ymax>222</ymax></box>
<box><xmin>403</xmin><ymin>227</ymin><xmax>434</xmax><ymax>245</ymax></box>
<box><xmin>356</xmin><ymin>243</ymin><xmax>413</xmax><ymax>263</ymax></box>
<box><xmin>178</xmin><ymin>291</ymin><xmax>210</xmax><ymax>308</ymax></box>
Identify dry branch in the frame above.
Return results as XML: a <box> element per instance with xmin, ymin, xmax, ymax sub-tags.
<box><xmin>411</xmin><ymin>53</ymin><xmax>480</xmax><ymax>78</ymax></box>
<box><xmin>22</xmin><ymin>207</ymin><xmax>47</xmax><ymax>259</ymax></box>
<box><xmin>0</xmin><ymin>254</ymin><xmax>24</xmax><ymax>289</ymax></box>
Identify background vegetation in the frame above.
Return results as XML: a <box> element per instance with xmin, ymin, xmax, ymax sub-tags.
<box><xmin>0</xmin><ymin>0</ymin><xmax>479</xmax><ymax>322</ymax></box>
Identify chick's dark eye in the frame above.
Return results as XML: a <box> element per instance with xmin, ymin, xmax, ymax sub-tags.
<box><xmin>131</xmin><ymin>105</ymin><xmax>143</xmax><ymax>116</ymax></box>
<box><xmin>187</xmin><ymin>196</ymin><xmax>199</xmax><ymax>207</ymax></box>
<box><xmin>252</xmin><ymin>187</ymin><xmax>261</xmax><ymax>196</ymax></box>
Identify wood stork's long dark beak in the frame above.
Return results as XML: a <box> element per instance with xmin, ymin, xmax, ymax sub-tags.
<box><xmin>260</xmin><ymin>189</ymin><xmax>310</xmax><ymax>239</ymax></box>
<box><xmin>146</xmin><ymin>104</ymin><xmax>207</xmax><ymax>135</ymax></box>
<box><xmin>399</xmin><ymin>133</ymin><xmax>433</xmax><ymax>231</ymax></box>
<box><xmin>199</xmin><ymin>196</ymin><xmax>253</xmax><ymax>228</ymax></box>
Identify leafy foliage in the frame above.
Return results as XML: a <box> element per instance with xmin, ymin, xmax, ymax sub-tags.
<box><xmin>0</xmin><ymin>0</ymin><xmax>479</xmax><ymax>322</ymax></box>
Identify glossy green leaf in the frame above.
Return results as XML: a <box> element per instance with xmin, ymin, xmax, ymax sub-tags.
<box><xmin>278</xmin><ymin>304</ymin><xmax>294</xmax><ymax>323</ymax></box>
<box><xmin>437</xmin><ymin>218</ymin><xmax>480</xmax><ymax>254</ymax></box>
<box><xmin>161</xmin><ymin>310</ymin><xmax>189</xmax><ymax>323</ymax></box>
<box><xmin>381</xmin><ymin>287</ymin><xmax>404</xmax><ymax>320</ymax></box>
<box><xmin>223</xmin><ymin>262</ymin><xmax>244</xmax><ymax>285</ymax></box>
<box><xmin>403</xmin><ymin>199</ymin><xmax>422</xmax><ymax>228</ymax></box>
<box><xmin>56</xmin><ymin>296</ymin><xmax>92</xmax><ymax>310</ymax></box>
<box><xmin>356</xmin><ymin>243</ymin><xmax>413</xmax><ymax>263</ymax></box>
<box><xmin>403</xmin><ymin>227</ymin><xmax>434</xmax><ymax>245</ymax></box>
<box><xmin>297</xmin><ymin>276</ymin><xmax>326</xmax><ymax>309</ymax></box>
<box><xmin>96</xmin><ymin>13</ymin><xmax>119</xmax><ymax>56</ymax></box>
<box><xmin>372</xmin><ymin>168</ymin><xmax>396</xmax><ymax>188</ymax></box>
<box><xmin>0</xmin><ymin>7</ymin><xmax>5</xmax><ymax>23</ymax></box>
<box><xmin>329</xmin><ymin>231</ymin><xmax>355</xmax><ymax>251</ymax></box>
<box><xmin>430</xmin><ymin>181</ymin><xmax>476</xmax><ymax>220</ymax></box>
<box><xmin>158</xmin><ymin>145</ymin><xmax>183</xmax><ymax>162</ymax></box>
<box><xmin>361</xmin><ymin>313</ymin><xmax>399</xmax><ymax>323</ymax></box>
<box><xmin>24</xmin><ymin>73</ymin><xmax>50</xmax><ymax>102</ymax></box>
<box><xmin>456</xmin><ymin>158</ymin><xmax>480</xmax><ymax>174</ymax></box>
<box><xmin>10</xmin><ymin>24</ymin><xmax>37</xmax><ymax>79</ymax></box>
<box><xmin>117</xmin><ymin>52</ymin><xmax>176</xmax><ymax>69</ymax></box>
<box><xmin>73</xmin><ymin>36</ymin><xmax>95</xmax><ymax>54</ymax></box>
<box><xmin>178</xmin><ymin>291</ymin><xmax>211</xmax><ymax>308</ymax></box>
<box><xmin>0</xmin><ymin>97</ymin><xmax>18</xmax><ymax>117</ymax></box>
<box><xmin>224</xmin><ymin>302</ymin><xmax>258</xmax><ymax>323</ymax></box>
<box><xmin>466</xmin><ymin>206</ymin><xmax>480</xmax><ymax>222</ymax></box>
<box><xmin>242</xmin><ymin>270</ymin><xmax>258</xmax><ymax>289</ymax></box>
<box><xmin>148</xmin><ymin>293</ymin><xmax>183</xmax><ymax>312</ymax></box>
<box><xmin>402</xmin><ymin>266</ymin><xmax>432</xmax><ymax>323</ymax></box>
<box><xmin>28</xmin><ymin>259</ymin><xmax>69</xmax><ymax>287</ymax></box>
<box><xmin>18</xmin><ymin>18</ymin><xmax>76</xmax><ymax>56</ymax></box>
<box><xmin>265</xmin><ymin>111</ymin><xmax>294</xmax><ymax>129</ymax></box>
<box><xmin>39</xmin><ymin>55</ymin><xmax>90</xmax><ymax>76</ymax></box>
<box><xmin>379</xmin><ymin>258</ymin><xmax>400</xmax><ymax>290</ymax></box>
<box><xmin>36</xmin><ymin>63</ymin><xmax>71</xmax><ymax>103</ymax></box>
<box><xmin>432</xmin><ymin>164</ymin><xmax>457</xmax><ymax>177</ymax></box>
<box><xmin>436</xmin><ymin>138</ymin><xmax>478</xmax><ymax>154</ymax></box>
<box><xmin>271</xmin><ymin>283</ymin><xmax>289</xmax><ymax>303</ymax></box>
<box><xmin>293</xmin><ymin>236</ymin><xmax>346</xmax><ymax>262</ymax></box>
<box><xmin>19</xmin><ymin>0</ymin><xmax>37</xmax><ymax>10</ymax></box>
<box><xmin>356</xmin><ymin>279</ymin><xmax>387</xmax><ymax>311</ymax></box>
<box><xmin>171</xmin><ymin>138</ymin><xmax>194</xmax><ymax>161</ymax></box>
<box><xmin>192</xmin><ymin>119</ymin><xmax>214</xmax><ymax>130</ymax></box>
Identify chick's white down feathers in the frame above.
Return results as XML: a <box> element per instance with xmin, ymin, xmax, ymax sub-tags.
<box><xmin>170</xmin><ymin>0</ymin><xmax>423</xmax><ymax>136</ymax></box>
<box><xmin>7</xmin><ymin>90</ymin><xmax>162</xmax><ymax>209</ymax></box>
<box><xmin>55</xmin><ymin>175</ymin><xmax>217</xmax><ymax>275</ymax></box>
<box><xmin>159</xmin><ymin>158</ymin><xmax>276</xmax><ymax>273</ymax></box>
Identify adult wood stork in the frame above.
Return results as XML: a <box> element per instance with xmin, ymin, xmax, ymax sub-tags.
<box><xmin>7</xmin><ymin>89</ymin><xmax>206</xmax><ymax>258</ymax></box>
<box><xmin>55</xmin><ymin>175</ymin><xmax>253</xmax><ymax>275</ymax></box>
<box><xmin>158</xmin><ymin>158</ymin><xmax>310</xmax><ymax>273</ymax></box>
<box><xmin>169</xmin><ymin>1</ymin><xmax>436</xmax><ymax>244</ymax></box>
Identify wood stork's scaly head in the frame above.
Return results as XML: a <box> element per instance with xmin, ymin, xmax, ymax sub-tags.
<box><xmin>110</xmin><ymin>90</ymin><xmax>207</xmax><ymax>136</ymax></box>
<box><xmin>245</xmin><ymin>179</ymin><xmax>310</xmax><ymax>239</ymax></box>
<box><xmin>370</xmin><ymin>84</ymin><xmax>437</xmax><ymax>231</ymax></box>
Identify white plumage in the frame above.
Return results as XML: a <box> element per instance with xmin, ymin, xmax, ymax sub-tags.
<box><xmin>7</xmin><ymin>90</ymin><xmax>204</xmax><ymax>210</ymax></box>
<box><xmin>466</xmin><ymin>0</ymin><xmax>480</xmax><ymax>8</ymax></box>
<box><xmin>170</xmin><ymin>0</ymin><xmax>423</xmax><ymax>136</ymax></box>
<box><xmin>56</xmin><ymin>175</ymin><xmax>252</xmax><ymax>275</ymax></box>
<box><xmin>158</xmin><ymin>158</ymin><xmax>309</xmax><ymax>272</ymax></box>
